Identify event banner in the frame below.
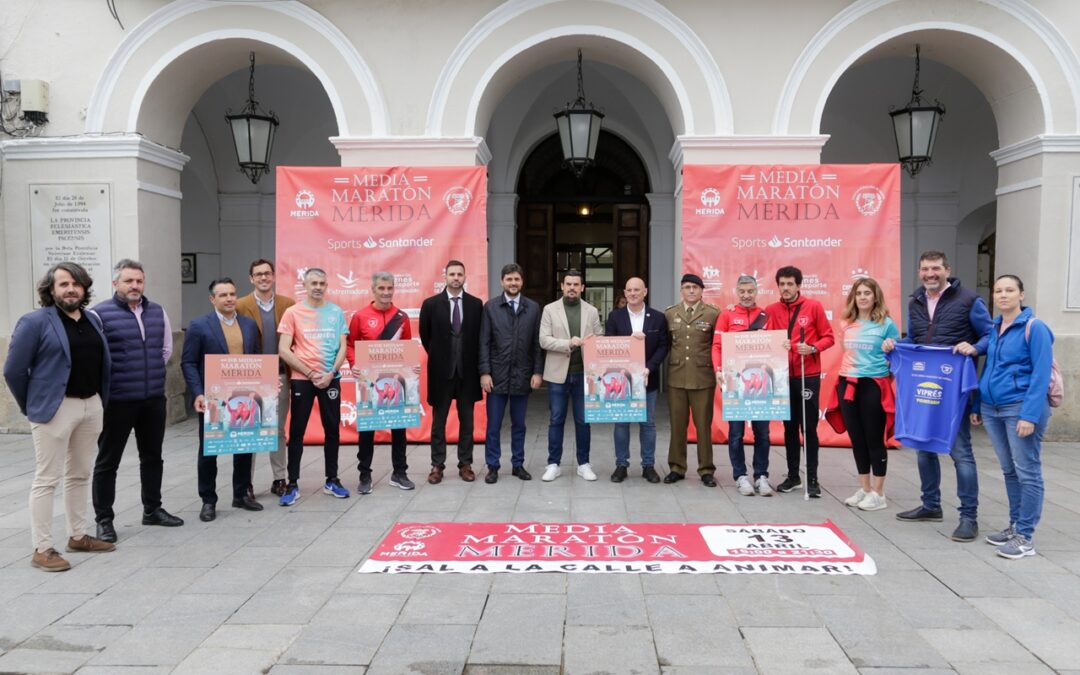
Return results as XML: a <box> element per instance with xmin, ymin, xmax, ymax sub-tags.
<box><xmin>276</xmin><ymin>166</ymin><xmax>487</xmax><ymax>444</ymax></box>
<box><xmin>202</xmin><ymin>355</ymin><xmax>280</xmax><ymax>456</ymax></box>
<box><xmin>682</xmin><ymin>164</ymin><xmax>900</xmax><ymax>446</ymax></box>
<box><xmin>358</xmin><ymin>521</ymin><xmax>876</xmax><ymax>575</ymax></box>
<box><xmin>354</xmin><ymin>340</ymin><xmax>422</xmax><ymax>432</ymax></box>
<box><xmin>582</xmin><ymin>336</ymin><xmax>648</xmax><ymax>423</ymax></box>
<box><xmin>719</xmin><ymin>330</ymin><xmax>790</xmax><ymax>421</ymax></box>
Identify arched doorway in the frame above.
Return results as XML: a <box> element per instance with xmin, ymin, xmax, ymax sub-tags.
<box><xmin>516</xmin><ymin>131</ymin><xmax>650</xmax><ymax>319</ymax></box>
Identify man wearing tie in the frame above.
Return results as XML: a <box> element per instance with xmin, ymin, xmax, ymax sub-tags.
<box><xmin>181</xmin><ymin>278</ymin><xmax>264</xmax><ymax>522</ymax></box>
<box><xmin>605</xmin><ymin>277</ymin><xmax>668</xmax><ymax>483</ymax></box>
<box><xmin>419</xmin><ymin>260</ymin><xmax>483</xmax><ymax>484</ymax></box>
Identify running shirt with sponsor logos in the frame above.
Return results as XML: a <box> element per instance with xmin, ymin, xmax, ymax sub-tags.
<box><xmin>839</xmin><ymin>317</ymin><xmax>899</xmax><ymax>378</ymax></box>
<box><xmin>278</xmin><ymin>301</ymin><xmax>348</xmax><ymax>380</ymax></box>
<box><xmin>889</xmin><ymin>344</ymin><xmax>977</xmax><ymax>454</ymax></box>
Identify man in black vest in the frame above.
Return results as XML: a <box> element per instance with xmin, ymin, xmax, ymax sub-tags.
<box><xmin>91</xmin><ymin>259</ymin><xmax>183</xmax><ymax>543</ymax></box>
<box><xmin>892</xmin><ymin>251</ymin><xmax>992</xmax><ymax>542</ymax></box>
<box><xmin>419</xmin><ymin>260</ymin><xmax>483</xmax><ymax>484</ymax></box>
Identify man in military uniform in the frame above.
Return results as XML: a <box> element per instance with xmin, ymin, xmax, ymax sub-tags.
<box><xmin>665</xmin><ymin>273</ymin><xmax>720</xmax><ymax>486</ymax></box>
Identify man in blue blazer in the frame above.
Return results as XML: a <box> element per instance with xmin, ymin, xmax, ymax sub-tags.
<box><xmin>181</xmin><ymin>278</ymin><xmax>264</xmax><ymax>522</ymax></box>
<box><xmin>604</xmin><ymin>277</ymin><xmax>669</xmax><ymax>483</ymax></box>
<box><xmin>4</xmin><ymin>262</ymin><xmax>116</xmax><ymax>571</ymax></box>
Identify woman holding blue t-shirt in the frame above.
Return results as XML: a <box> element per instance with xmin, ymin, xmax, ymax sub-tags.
<box><xmin>957</xmin><ymin>274</ymin><xmax>1053</xmax><ymax>560</ymax></box>
<box><xmin>832</xmin><ymin>278</ymin><xmax>899</xmax><ymax>512</ymax></box>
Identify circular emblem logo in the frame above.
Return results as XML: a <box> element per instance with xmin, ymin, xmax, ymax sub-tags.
<box><xmin>700</xmin><ymin>187</ymin><xmax>721</xmax><ymax>207</ymax></box>
<box><xmin>367</xmin><ymin>318</ymin><xmax>379</xmax><ymax>328</ymax></box>
<box><xmin>802</xmin><ymin>388</ymin><xmax>814</xmax><ymax>400</ymax></box>
<box><xmin>853</xmin><ymin>186</ymin><xmax>884</xmax><ymax>216</ymax></box>
<box><xmin>295</xmin><ymin>189</ymin><xmax>316</xmax><ymax>209</ymax></box>
<box><xmin>798</xmin><ymin>316</ymin><xmax>810</xmax><ymax>326</ymax></box>
<box><xmin>400</xmin><ymin>526</ymin><xmax>441</xmax><ymax>540</ymax></box>
<box><xmin>443</xmin><ymin>187</ymin><xmax>472</xmax><ymax>215</ymax></box>
<box><xmin>327</xmin><ymin>388</ymin><xmax>339</xmax><ymax>400</ymax></box>
<box><xmin>940</xmin><ymin>363</ymin><xmax>954</xmax><ymax>375</ymax></box>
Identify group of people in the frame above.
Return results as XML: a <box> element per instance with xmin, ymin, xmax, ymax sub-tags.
<box><xmin>3</xmin><ymin>249</ymin><xmax>1056</xmax><ymax>572</ymax></box>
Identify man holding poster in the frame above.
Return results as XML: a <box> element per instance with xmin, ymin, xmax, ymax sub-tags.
<box><xmin>604</xmin><ymin>277</ymin><xmax>668</xmax><ymax>483</ymax></box>
<box><xmin>181</xmin><ymin>278</ymin><xmax>263</xmax><ymax>522</ymax></box>
<box><xmin>712</xmin><ymin>275</ymin><xmax>781</xmax><ymax>497</ymax></box>
<box><xmin>349</xmin><ymin>272</ymin><xmax>417</xmax><ymax>494</ymax></box>
<box><xmin>277</xmin><ymin>269</ymin><xmax>349</xmax><ymax>507</ymax></box>
<box><xmin>765</xmin><ymin>266</ymin><xmax>834</xmax><ymax>498</ymax></box>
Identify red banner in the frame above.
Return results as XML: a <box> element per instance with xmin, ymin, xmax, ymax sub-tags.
<box><xmin>276</xmin><ymin>166</ymin><xmax>488</xmax><ymax>444</ymax></box>
<box><xmin>682</xmin><ymin>164</ymin><xmax>901</xmax><ymax>447</ymax></box>
<box><xmin>359</xmin><ymin>521</ymin><xmax>876</xmax><ymax>575</ymax></box>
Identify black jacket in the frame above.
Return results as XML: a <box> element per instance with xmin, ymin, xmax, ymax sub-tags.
<box><xmin>604</xmin><ymin>306</ymin><xmax>669</xmax><ymax>391</ymax></box>
<box><xmin>479</xmin><ymin>294</ymin><xmax>543</xmax><ymax>395</ymax></box>
<box><xmin>419</xmin><ymin>290</ymin><xmax>483</xmax><ymax>404</ymax></box>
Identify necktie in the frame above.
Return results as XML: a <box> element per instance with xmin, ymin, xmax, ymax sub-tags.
<box><xmin>452</xmin><ymin>296</ymin><xmax>461</xmax><ymax>332</ymax></box>
<box><xmin>511</xmin><ymin>299</ymin><xmax>518</xmax><ymax>315</ymax></box>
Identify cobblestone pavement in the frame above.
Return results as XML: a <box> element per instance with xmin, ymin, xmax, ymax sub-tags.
<box><xmin>0</xmin><ymin>397</ymin><xmax>1078</xmax><ymax>674</ymax></box>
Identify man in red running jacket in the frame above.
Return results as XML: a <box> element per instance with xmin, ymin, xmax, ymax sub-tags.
<box><xmin>348</xmin><ymin>272</ymin><xmax>415</xmax><ymax>494</ymax></box>
<box><xmin>712</xmin><ymin>274</ymin><xmax>778</xmax><ymax>497</ymax></box>
<box><xmin>764</xmin><ymin>266</ymin><xmax>834</xmax><ymax>498</ymax></box>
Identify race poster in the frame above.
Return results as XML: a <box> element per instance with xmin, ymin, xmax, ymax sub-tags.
<box><xmin>353</xmin><ymin>340</ymin><xmax>422</xmax><ymax>432</ymax></box>
<box><xmin>359</xmin><ymin>521</ymin><xmax>876</xmax><ymax>575</ymax></box>
<box><xmin>582</xmin><ymin>336</ymin><xmax>648</xmax><ymax>423</ymax></box>
<box><xmin>276</xmin><ymin>166</ymin><xmax>487</xmax><ymax>444</ymax></box>
<box><xmin>719</xmin><ymin>330</ymin><xmax>790</xmax><ymax>421</ymax></box>
<box><xmin>682</xmin><ymin>164</ymin><xmax>900</xmax><ymax>446</ymax></box>
<box><xmin>202</xmin><ymin>354</ymin><xmax>280</xmax><ymax>456</ymax></box>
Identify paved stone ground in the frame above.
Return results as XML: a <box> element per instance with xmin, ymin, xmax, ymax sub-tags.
<box><xmin>0</xmin><ymin>397</ymin><xmax>1079</xmax><ymax>674</ymax></box>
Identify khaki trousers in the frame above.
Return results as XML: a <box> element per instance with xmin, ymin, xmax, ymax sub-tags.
<box><xmin>251</xmin><ymin>373</ymin><xmax>290</xmax><ymax>483</ymax></box>
<box><xmin>30</xmin><ymin>395</ymin><xmax>103</xmax><ymax>552</ymax></box>
<box><xmin>667</xmin><ymin>386</ymin><xmax>715</xmax><ymax>476</ymax></box>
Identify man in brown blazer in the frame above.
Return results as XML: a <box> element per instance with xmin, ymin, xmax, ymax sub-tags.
<box><xmin>664</xmin><ymin>273</ymin><xmax>720</xmax><ymax>487</ymax></box>
<box><xmin>539</xmin><ymin>270</ymin><xmax>603</xmax><ymax>482</ymax></box>
<box><xmin>236</xmin><ymin>258</ymin><xmax>295</xmax><ymax>496</ymax></box>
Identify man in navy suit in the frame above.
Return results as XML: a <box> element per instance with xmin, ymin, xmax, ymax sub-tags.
<box><xmin>4</xmin><ymin>262</ymin><xmax>116</xmax><ymax>571</ymax></box>
<box><xmin>604</xmin><ymin>277</ymin><xmax>669</xmax><ymax>483</ymax></box>
<box><xmin>181</xmin><ymin>278</ymin><xmax>264</xmax><ymax>522</ymax></box>
<box><xmin>419</xmin><ymin>260</ymin><xmax>484</xmax><ymax>484</ymax></box>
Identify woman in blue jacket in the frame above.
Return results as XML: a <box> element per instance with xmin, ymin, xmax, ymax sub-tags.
<box><xmin>957</xmin><ymin>274</ymin><xmax>1053</xmax><ymax>560</ymax></box>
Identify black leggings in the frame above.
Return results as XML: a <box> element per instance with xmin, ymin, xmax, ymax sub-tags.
<box><xmin>838</xmin><ymin>378</ymin><xmax>888</xmax><ymax>477</ymax></box>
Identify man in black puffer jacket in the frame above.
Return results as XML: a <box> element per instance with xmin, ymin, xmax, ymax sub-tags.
<box><xmin>479</xmin><ymin>263</ymin><xmax>544</xmax><ymax>483</ymax></box>
<box><xmin>892</xmin><ymin>251</ymin><xmax>992</xmax><ymax>542</ymax></box>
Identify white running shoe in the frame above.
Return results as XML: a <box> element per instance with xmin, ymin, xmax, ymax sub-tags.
<box><xmin>542</xmin><ymin>464</ymin><xmax>561</xmax><ymax>482</ymax></box>
<box><xmin>736</xmin><ymin>475</ymin><xmax>754</xmax><ymax>496</ymax></box>
<box><xmin>857</xmin><ymin>491</ymin><xmax>888</xmax><ymax>511</ymax></box>
<box><xmin>576</xmin><ymin>463</ymin><xmax>598</xmax><ymax>481</ymax></box>
<box><xmin>844</xmin><ymin>489</ymin><xmax>869</xmax><ymax>507</ymax></box>
<box><xmin>755</xmin><ymin>476</ymin><xmax>774</xmax><ymax>497</ymax></box>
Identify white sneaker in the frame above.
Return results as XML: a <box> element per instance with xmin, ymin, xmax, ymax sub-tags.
<box><xmin>857</xmin><ymin>491</ymin><xmax>888</xmax><ymax>511</ymax></box>
<box><xmin>844</xmin><ymin>489</ymin><xmax>869</xmax><ymax>507</ymax></box>
<box><xmin>542</xmin><ymin>464</ymin><xmax>561</xmax><ymax>482</ymax></box>
<box><xmin>755</xmin><ymin>476</ymin><xmax>774</xmax><ymax>497</ymax></box>
<box><xmin>576</xmin><ymin>463</ymin><xmax>597</xmax><ymax>481</ymax></box>
<box><xmin>736</xmin><ymin>475</ymin><xmax>754</xmax><ymax>496</ymax></box>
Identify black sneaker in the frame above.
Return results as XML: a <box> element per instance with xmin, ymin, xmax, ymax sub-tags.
<box><xmin>776</xmin><ymin>475</ymin><xmax>803</xmax><ymax>493</ymax></box>
<box><xmin>807</xmin><ymin>478</ymin><xmax>821</xmax><ymax>498</ymax></box>
<box><xmin>390</xmin><ymin>473</ymin><xmax>415</xmax><ymax>491</ymax></box>
<box><xmin>357</xmin><ymin>473</ymin><xmax>373</xmax><ymax>495</ymax></box>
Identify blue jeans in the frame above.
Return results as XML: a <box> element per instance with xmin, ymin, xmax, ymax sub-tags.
<box><xmin>484</xmin><ymin>393</ymin><xmax>529</xmax><ymax>469</ymax></box>
<box><xmin>728</xmin><ymin>420</ymin><xmax>771</xmax><ymax>480</ymax></box>
<box><xmin>614</xmin><ymin>390</ymin><xmax>657</xmax><ymax>467</ymax></box>
<box><xmin>981</xmin><ymin>401</ymin><xmax>1050</xmax><ymax>538</ymax></box>
<box><xmin>547</xmin><ymin>373</ymin><xmax>590</xmax><ymax>465</ymax></box>
<box><xmin>916</xmin><ymin>411</ymin><xmax>979</xmax><ymax>520</ymax></box>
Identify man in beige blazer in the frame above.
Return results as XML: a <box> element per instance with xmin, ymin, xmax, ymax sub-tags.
<box><xmin>235</xmin><ymin>258</ymin><xmax>296</xmax><ymax>497</ymax></box>
<box><xmin>539</xmin><ymin>270</ymin><xmax>603</xmax><ymax>482</ymax></box>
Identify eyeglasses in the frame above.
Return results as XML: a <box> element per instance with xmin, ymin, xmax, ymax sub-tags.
<box><xmin>252</xmin><ymin>271</ymin><xmax>273</xmax><ymax>278</ymax></box>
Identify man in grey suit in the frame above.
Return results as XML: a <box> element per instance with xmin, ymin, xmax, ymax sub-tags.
<box><xmin>4</xmin><ymin>262</ymin><xmax>116</xmax><ymax>572</ymax></box>
<box><xmin>539</xmin><ymin>269</ymin><xmax>603</xmax><ymax>482</ymax></box>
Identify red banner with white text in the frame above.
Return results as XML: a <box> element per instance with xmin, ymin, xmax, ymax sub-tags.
<box><xmin>682</xmin><ymin>165</ymin><xmax>901</xmax><ymax>447</ymax></box>
<box><xmin>276</xmin><ymin>166</ymin><xmax>488</xmax><ymax>444</ymax></box>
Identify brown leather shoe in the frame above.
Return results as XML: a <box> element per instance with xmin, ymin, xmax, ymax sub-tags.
<box><xmin>428</xmin><ymin>466</ymin><xmax>444</xmax><ymax>484</ymax></box>
<box><xmin>31</xmin><ymin>548</ymin><xmax>71</xmax><ymax>572</ymax></box>
<box><xmin>459</xmin><ymin>464</ymin><xmax>476</xmax><ymax>482</ymax></box>
<box><xmin>66</xmin><ymin>535</ymin><xmax>116</xmax><ymax>553</ymax></box>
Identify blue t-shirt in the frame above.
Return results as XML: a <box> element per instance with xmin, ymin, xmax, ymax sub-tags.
<box><xmin>889</xmin><ymin>344</ymin><xmax>978</xmax><ymax>454</ymax></box>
